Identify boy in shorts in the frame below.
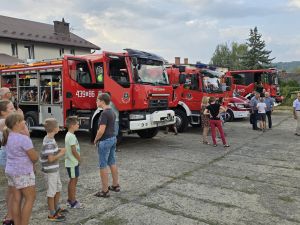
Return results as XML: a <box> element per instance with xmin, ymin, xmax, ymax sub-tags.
<box><xmin>40</xmin><ymin>118</ymin><xmax>67</xmax><ymax>222</ymax></box>
<box><xmin>65</xmin><ymin>116</ymin><xmax>82</xmax><ymax>208</ymax></box>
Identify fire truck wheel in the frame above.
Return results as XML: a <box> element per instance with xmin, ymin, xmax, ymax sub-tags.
<box><xmin>25</xmin><ymin>111</ymin><xmax>39</xmax><ymax>133</ymax></box>
<box><xmin>226</xmin><ymin>109</ymin><xmax>234</xmax><ymax>122</ymax></box>
<box><xmin>137</xmin><ymin>128</ymin><xmax>159</xmax><ymax>139</ymax></box>
<box><xmin>174</xmin><ymin>108</ymin><xmax>188</xmax><ymax>133</ymax></box>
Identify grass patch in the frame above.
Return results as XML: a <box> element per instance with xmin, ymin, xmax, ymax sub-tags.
<box><xmin>274</xmin><ymin>106</ymin><xmax>293</xmax><ymax>111</ymax></box>
<box><xmin>278</xmin><ymin>196</ymin><xmax>295</xmax><ymax>203</ymax></box>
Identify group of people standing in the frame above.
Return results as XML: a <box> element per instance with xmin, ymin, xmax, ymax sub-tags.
<box><xmin>249</xmin><ymin>91</ymin><xmax>274</xmax><ymax>131</ymax></box>
<box><xmin>201</xmin><ymin>96</ymin><xmax>229</xmax><ymax>147</ymax></box>
<box><xmin>0</xmin><ymin>88</ymin><xmax>120</xmax><ymax>225</ymax></box>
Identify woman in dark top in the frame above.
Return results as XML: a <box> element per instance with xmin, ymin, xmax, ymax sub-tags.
<box><xmin>204</xmin><ymin>97</ymin><xmax>230</xmax><ymax>147</ymax></box>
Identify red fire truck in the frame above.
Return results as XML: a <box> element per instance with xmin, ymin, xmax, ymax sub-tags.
<box><xmin>167</xmin><ymin>65</ymin><xmax>231</xmax><ymax>132</ymax></box>
<box><xmin>0</xmin><ymin>49</ymin><xmax>175</xmax><ymax>140</ymax></box>
<box><xmin>225</xmin><ymin>69</ymin><xmax>282</xmax><ymax>102</ymax></box>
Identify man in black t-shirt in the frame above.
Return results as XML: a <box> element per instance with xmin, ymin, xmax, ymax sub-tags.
<box><xmin>204</xmin><ymin>97</ymin><xmax>230</xmax><ymax>148</ymax></box>
<box><xmin>93</xmin><ymin>93</ymin><xmax>120</xmax><ymax>198</ymax></box>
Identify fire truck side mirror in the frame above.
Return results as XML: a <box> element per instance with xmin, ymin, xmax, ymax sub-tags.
<box><xmin>131</xmin><ymin>57</ymin><xmax>138</xmax><ymax>66</ymax></box>
<box><xmin>179</xmin><ymin>74</ymin><xmax>186</xmax><ymax>84</ymax></box>
<box><xmin>179</xmin><ymin>66</ymin><xmax>186</xmax><ymax>73</ymax></box>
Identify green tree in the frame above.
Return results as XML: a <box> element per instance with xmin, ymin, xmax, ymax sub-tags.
<box><xmin>242</xmin><ymin>26</ymin><xmax>275</xmax><ymax>69</ymax></box>
<box><xmin>210</xmin><ymin>43</ymin><xmax>231</xmax><ymax>68</ymax></box>
<box><xmin>210</xmin><ymin>42</ymin><xmax>248</xmax><ymax>70</ymax></box>
<box><xmin>230</xmin><ymin>42</ymin><xmax>248</xmax><ymax>70</ymax></box>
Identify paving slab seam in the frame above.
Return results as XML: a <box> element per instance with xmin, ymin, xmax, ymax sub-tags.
<box><xmin>155</xmin><ymin>189</ymin><xmax>300</xmax><ymax>224</ymax></box>
<box><xmin>229</xmin><ymin>153</ymin><xmax>299</xmax><ymax>163</ymax></box>
<box><xmin>200</xmin><ymin>170</ymin><xmax>300</xmax><ymax>189</ymax></box>
<box><xmin>139</xmin><ymin>202</ymin><xmax>220</xmax><ymax>225</ymax></box>
<box><xmin>207</xmin><ymin>163</ymin><xmax>300</xmax><ymax>179</ymax></box>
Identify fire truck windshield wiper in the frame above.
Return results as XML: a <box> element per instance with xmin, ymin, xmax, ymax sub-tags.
<box><xmin>155</xmin><ymin>81</ymin><xmax>168</xmax><ymax>86</ymax></box>
<box><xmin>137</xmin><ymin>81</ymin><xmax>156</xmax><ymax>85</ymax></box>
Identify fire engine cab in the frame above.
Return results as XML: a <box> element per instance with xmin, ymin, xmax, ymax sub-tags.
<box><xmin>0</xmin><ymin>49</ymin><xmax>175</xmax><ymax>140</ymax></box>
<box><xmin>167</xmin><ymin>65</ymin><xmax>231</xmax><ymax>132</ymax></box>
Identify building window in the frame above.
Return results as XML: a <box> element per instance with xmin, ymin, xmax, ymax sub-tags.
<box><xmin>24</xmin><ymin>45</ymin><xmax>35</xmax><ymax>59</ymax></box>
<box><xmin>70</xmin><ymin>49</ymin><xmax>75</xmax><ymax>55</ymax></box>
<box><xmin>59</xmin><ymin>48</ymin><xmax>64</xmax><ymax>57</ymax></box>
<box><xmin>11</xmin><ymin>43</ymin><xmax>18</xmax><ymax>57</ymax></box>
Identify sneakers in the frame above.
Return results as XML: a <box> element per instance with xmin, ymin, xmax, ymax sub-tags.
<box><xmin>56</xmin><ymin>207</ymin><xmax>69</xmax><ymax>214</ymax></box>
<box><xmin>2</xmin><ymin>219</ymin><xmax>14</xmax><ymax>225</ymax></box>
<box><xmin>67</xmin><ymin>200</ymin><xmax>84</xmax><ymax>209</ymax></box>
<box><xmin>48</xmin><ymin>213</ymin><xmax>65</xmax><ymax>222</ymax></box>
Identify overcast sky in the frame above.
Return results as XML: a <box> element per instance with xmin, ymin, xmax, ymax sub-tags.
<box><xmin>1</xmin><ymin>0</ymin><xmax>300</xmax><ymax>64</ymax></box>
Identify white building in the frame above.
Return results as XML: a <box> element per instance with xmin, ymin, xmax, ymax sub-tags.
<box><xmin>0</xmin><ymin>15</ymin><xmax>100</xmax><ymax>64</ymax></box>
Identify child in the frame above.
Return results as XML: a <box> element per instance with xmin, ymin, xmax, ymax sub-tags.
<box><xmin>65</xmin><ymin>116</ymin><xmax>82</xmax><ymax>208</ymax></box>
<box><xmin>40</xmin><ymin>118</ymin><xmax>67</xmax><ymax>222</ymax></box>
<box><xmin>257</xmin><ymin>97</ymin><xmax>267</xmax><ymax>132</ymax></box>
<box><xmin>0</xmin><ymin>100</ymin><xmax>15</xmax><ymax>225</ymax></box>
<box><xmin>204</xmin><ymin>97</ymin><xmax>230</xmax><ymax>148</ymax></box>
<box><xmin>3</xmin><ymin>113</ymin><xmax>38</xmax><ymax>225</ymax></box>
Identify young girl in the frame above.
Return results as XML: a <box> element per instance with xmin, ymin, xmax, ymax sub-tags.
<box><xmin>201</xmin><ymin>96</ymin><xmax>210</xmax><ymax>144</ymax></box>
<box><xmin>3</xmin><ymin>113</ymin><xmax>38</xmax><ymax>225</ymax></box>
<box><xmin>204</xmin><ymin>97</ymin><xmax>230</xmax><ymax>147</ymax></box>
<box><xmin>0</xmin><ymin>100</ymin><xmax>18</xmax><ymax>225</ymax></box>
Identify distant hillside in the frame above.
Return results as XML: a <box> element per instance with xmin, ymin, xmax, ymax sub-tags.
<box><xmin>272</xmin><ymin>61</ymin><xmax>300</xmax><ymax>72</ymax></box>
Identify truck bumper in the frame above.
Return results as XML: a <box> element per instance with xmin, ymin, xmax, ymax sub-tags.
<box><xmin>129</xmin><ymin>110</ymin><xmax>175</xmax><ymax>131</ymax></box>
<box><xmin>233</xmin><ymin>110</ymin><xmax>249</xmax><ymax>119</ymax></box>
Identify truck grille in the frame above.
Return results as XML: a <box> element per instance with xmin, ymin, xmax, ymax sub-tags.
<box><xmin>149</xmin><ymin>99</ymin><xmax>168</xmax><ymax>108</ymax></box>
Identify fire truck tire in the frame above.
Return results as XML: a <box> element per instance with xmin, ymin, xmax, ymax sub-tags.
<box><xmin>25</xmin><ymin>111</ymin><xmax>39</xmax><ymax>133</ymax></box>
<box><xmin>226</xmin><ymin>109</ymin><xmax>234</xmax><ymax>122</ymax></box>
<box><xmin>174</xmin><ymin>108</ymin><xmax>188</xmax><ymax>132</ymax></box>
<box><xmin>137</xmin><ymin>128</ymin><xmax>159</xmax><ymax>139</ymax></box>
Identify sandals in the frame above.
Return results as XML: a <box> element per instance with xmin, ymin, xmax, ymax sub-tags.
<box><xmin>203</xmin><ymin>141</ymin><xmax>210</xmax><ymax>145</ymax></box>
<box><xmin>94</xmin><ymin>190</ymin><xmax>110</xmax><ymax>198</ymax></box>
<box><xmin>108</xmin><ymin>185</ymin><xmax>121</xmax><ymax>192</ymax></box>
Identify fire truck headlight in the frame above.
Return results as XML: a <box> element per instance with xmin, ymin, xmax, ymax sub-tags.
<box><xmin>129</xmin><ymin>114</ymin><xmax>146</xmax><ymax>120</ymax></box>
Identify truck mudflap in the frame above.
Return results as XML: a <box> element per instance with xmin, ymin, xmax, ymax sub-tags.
<box><xmin>130</xmin><ymin>110</ymin><xmax>175</xmax><ymax>131</ymax></box>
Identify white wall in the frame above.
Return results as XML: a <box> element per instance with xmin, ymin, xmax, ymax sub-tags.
<box><xmin>0</xmin><ymin>38</ymin><xmax>93</xmax><ymax>62</ymax></box>
<box><xmin>0</xmin><ymin>39</ymin><xmax>13</xmax><ymax>55</ymax></box>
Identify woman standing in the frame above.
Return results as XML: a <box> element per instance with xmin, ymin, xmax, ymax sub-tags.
<box><xmin>204</xmin><ymin>97</ymin><xmax>230</xmax><ymax>147</ymax></box>
<box><xmin>201</xmin><ymin>96</ymin><xmax>210</xmax><ymax>145</ymax></box>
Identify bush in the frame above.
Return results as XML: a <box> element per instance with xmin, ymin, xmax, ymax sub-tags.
<box><xmin>279</xmin><ymin>80</ymin><xmax>300</xmax><ymax>106</ymax></box>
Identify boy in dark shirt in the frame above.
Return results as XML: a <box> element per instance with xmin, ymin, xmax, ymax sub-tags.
<box><xmin>93</xmin><ymin>93</ymin><xmax>120</xmax><ymax>197</ymax></box>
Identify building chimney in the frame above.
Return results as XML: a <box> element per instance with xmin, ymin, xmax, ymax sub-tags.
<box><xmin>184</xmin><ymin>58</ymin><xmax>188</xmax><ymax>65</ymax></box>
<box><xmin>175</xmin><ymin>57</ymin><xmax>180</xmax><ymax>65</ymax></box>
<box><xmin>53</xmin><ymin>18</ymin><xmax>70</xmax><ymax>37</ymax></box>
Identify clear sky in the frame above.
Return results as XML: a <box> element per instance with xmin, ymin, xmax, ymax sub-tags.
<box><xmin>1</xmin><ymin>0</ymin><xmax>299</xmax><ymax>64</ymax></box>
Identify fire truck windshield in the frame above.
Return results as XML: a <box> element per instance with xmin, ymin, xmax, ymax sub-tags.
<box><xmin>135</xmin><ymin>59</ymin><xmax>169</xmax><ymax>86</ymax></box>
<box><xmin>201</xmin><ymin>70</ymin><xmax>224</xmax><ymax>93</ymax></box>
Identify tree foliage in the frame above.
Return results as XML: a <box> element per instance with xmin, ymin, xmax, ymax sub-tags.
<box><xmin>210</xmin><ymin>42</ymin><xmax>248</xmax><ymax>70</ymax></box>
<box><xmin>241</xmin><ymin>26</ymin><xmax>275</xmax><ymax>69</ymax></box>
